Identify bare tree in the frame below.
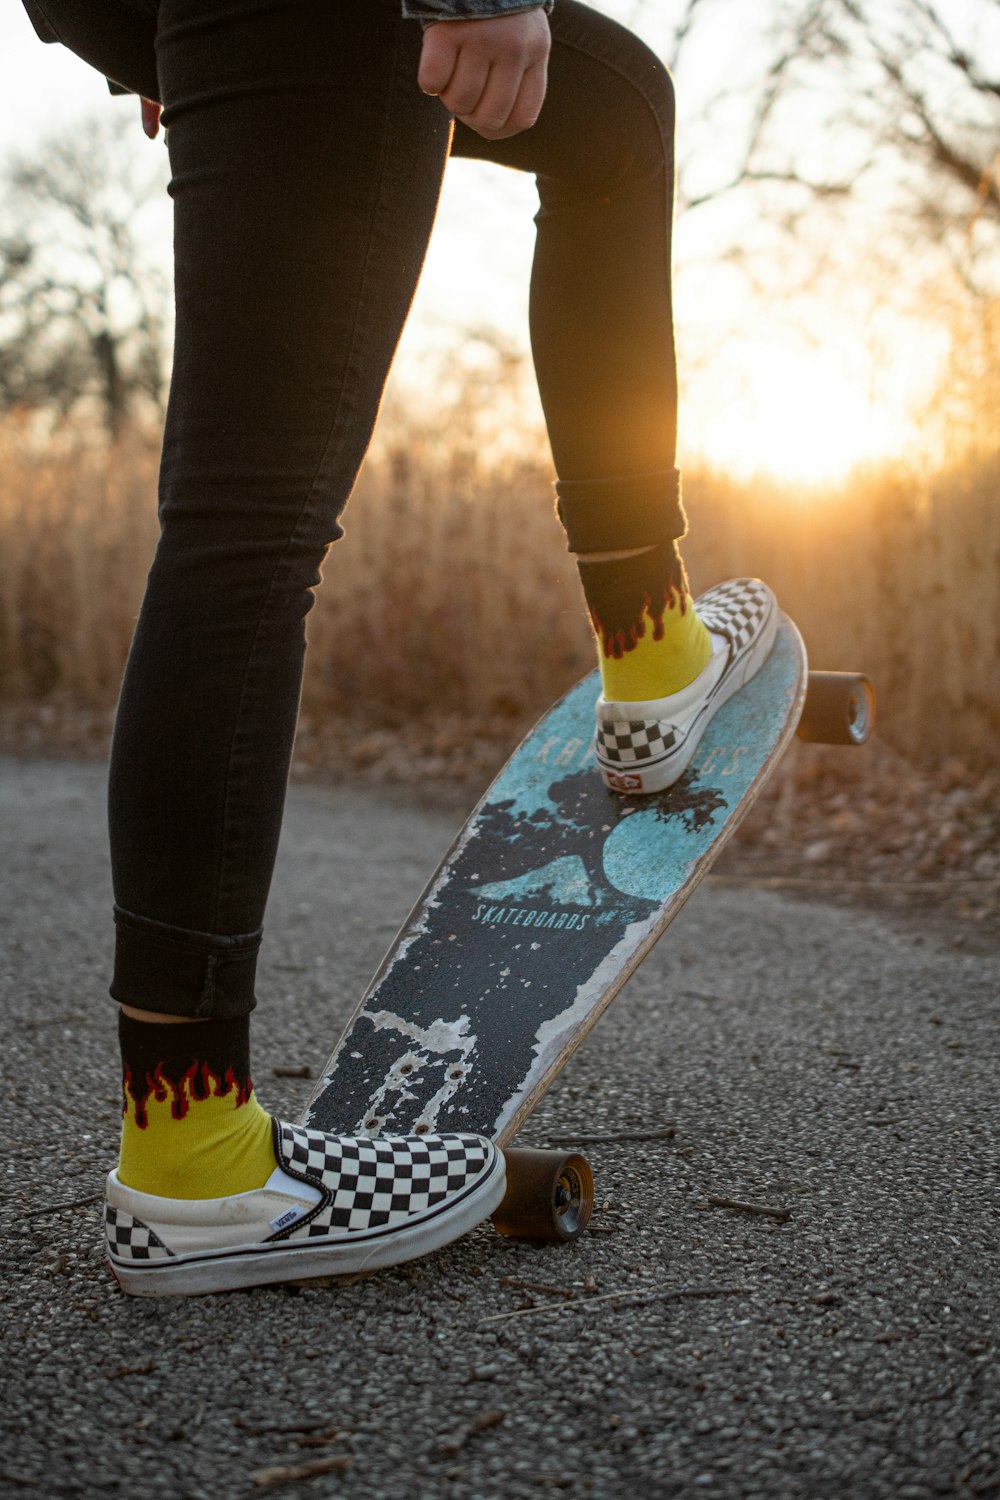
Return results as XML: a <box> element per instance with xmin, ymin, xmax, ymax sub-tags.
<box><xmin>0</xmin><ymin>116</ymin><xmax>170</xmax><ymax>440</ymax></box>
<box><xmin>671</xmin><ymin>0</ymin><xmax>999</xmax><ymax>291</ymax></box>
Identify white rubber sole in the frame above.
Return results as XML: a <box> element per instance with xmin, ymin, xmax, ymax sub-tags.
<box><xmin>596</xmin><ymin>601</ymin><xmax>779</xmax><ymax>795</ymax></box>
<box><xmin>108</xmin><ymin>1149</ymin><xmax>507</xmax><ymax>1298</ymax></box>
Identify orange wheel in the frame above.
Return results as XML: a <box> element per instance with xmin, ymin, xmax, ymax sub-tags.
<box><xmin>491</xmin><ymin>1147</ymin><xmax>594</xmax><ymax>1242</ymax></box>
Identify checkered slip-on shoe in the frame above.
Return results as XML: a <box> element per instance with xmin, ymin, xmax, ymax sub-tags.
<box><xmin>595</xmin><ymin>578</ymin><xmax>778</xmax><ymax>795</ymax></box>
<box><xmin>105</xmin><ymin>1119</ymin><xmax>505</xmax><ymax>1298</ymax></box>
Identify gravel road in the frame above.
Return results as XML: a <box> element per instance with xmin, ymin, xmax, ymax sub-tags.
<box><xmin>1</xmin><ymin>756</ymin><xmax>997</xmax><ymax>1500</ymax></box>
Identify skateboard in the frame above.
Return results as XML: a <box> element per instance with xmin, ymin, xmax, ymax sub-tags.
<box><xmin>303</xmin><ymin>614</ymin><xmax>874</xmax><ymax>1241</ymax></box>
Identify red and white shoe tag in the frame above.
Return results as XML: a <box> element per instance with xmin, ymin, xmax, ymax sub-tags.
<box><xmin>605</xmin><ymin>770</ymin><xmax>644</xmax><ymax>792</ymax></box>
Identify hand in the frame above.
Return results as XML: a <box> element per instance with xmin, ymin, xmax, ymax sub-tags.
<box><xmin>140</xmin><ymin>98</ymin><xmax>162</xmax><ymax>139</ymax></box>
<box><xmin>418</xmin><ymin>12</ymin><xmax>550</xmax><ymax>140</ymax></box>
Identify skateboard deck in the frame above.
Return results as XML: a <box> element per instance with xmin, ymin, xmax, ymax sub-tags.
<box><xmin>304</xmin><ymin>614</ymin><xmax>808</xmax><ymax>1151</ymax></box>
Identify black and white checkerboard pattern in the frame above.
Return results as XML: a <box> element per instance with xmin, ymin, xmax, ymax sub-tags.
<box><xmin>595</xmin><ymin>579</ymin><xmax>774</xmax><ymax>767</ymax></box>
<box><xmin>695</xmin><ymin>578</ymin><xmax>773</xmax><ymax>655</ymax></box>
<box><xmin>276</xmin><ymin>1123</ymin><xmax>493</xmax><ymax>1236</ymax></box>
<box><xmin>106</xmin><ymin>1205</ymin><xmax>174</xmax><ymax>1263</ymax></box>
<box><xmin>596</xmin><ymin>718</ymin><xmax>676</xmax><ymax>765</ymax></box>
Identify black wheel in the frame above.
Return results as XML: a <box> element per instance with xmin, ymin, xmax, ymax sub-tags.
<box><xmin>491</xmin><ymin>1147</ymin><xmax>594</xmax><ymax>1242</ymax></box>
<box><xmin>797</xmin><ymin>672</ymin><xmax>876</xmax><ymax>745</ymax></box>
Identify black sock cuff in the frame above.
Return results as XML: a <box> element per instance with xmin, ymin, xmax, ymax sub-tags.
<box><xmin>118</xmin><ymin>1011</ymin><xmax>252</xmax><ymax>1097</ymax></box>
<box><xmin>577</xmin><ymin>541</ymin><xmax>691</xmax><ymax>658</ymax></box>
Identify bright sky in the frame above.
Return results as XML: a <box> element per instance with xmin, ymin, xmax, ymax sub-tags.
<box><xmin>0</xmin><ymin>0</ymin><xmax>980</xmax><ymax>483</ymax></box>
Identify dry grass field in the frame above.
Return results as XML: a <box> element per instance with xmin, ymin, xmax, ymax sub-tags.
<box><xmin>2</xmin><ymin>399</ymin><xmax>996</xmax><ymax>911</ymax></box>
<box><xmin>1</xmin><ymin>410</ymin><xmax>996</xmax><ymax>770</ymax></box>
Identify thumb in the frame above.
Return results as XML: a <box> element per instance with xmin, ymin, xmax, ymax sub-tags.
<box><xmin>417</xmin><ymin>25</ymin><xmax>458</xmax><ymax>97</ymax></box>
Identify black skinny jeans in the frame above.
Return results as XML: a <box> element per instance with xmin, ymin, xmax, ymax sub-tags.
<box><xmin>25</xmin><ymin>0</ymin><xmax>684</xmax><ymax>1018</ymax></box>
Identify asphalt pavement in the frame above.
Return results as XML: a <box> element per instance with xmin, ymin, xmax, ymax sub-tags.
<box><xmin>0</xmin><ymin>755</ymin><xmax>997</xmax><ymax>1500</ymax></box>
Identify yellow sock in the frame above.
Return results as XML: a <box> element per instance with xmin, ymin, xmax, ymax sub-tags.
<box><xmin>117</xmin><ymin>1013</ymin><xmax>277</xmax><ymax>1200</ymax></box>
<box><xmin>577</xmin><ymin>544</ymin><xmax>713</xmax><ymax>705</ymax></box>
<box><xmin>597</xmin><ymin>590</ymin><xmax>713</xmax><ymax>702</ymax></box>
<box><xmin>119</xmin><ymin>1084</ymin><xmax>276</xmax><ymax>1200</ymax></box>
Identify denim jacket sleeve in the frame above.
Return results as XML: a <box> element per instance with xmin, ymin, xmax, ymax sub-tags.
<box><xmin>402</xmin><ymin>1</ymin><xmax>554</xmax><ymax>19</ymax></box>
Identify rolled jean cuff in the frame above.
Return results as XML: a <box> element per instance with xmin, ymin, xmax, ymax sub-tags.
<box><xmin>554</xmin><ymin>469</ymin><xmax>686</xmax><ymax>553</ymax></box>
<box><xmin>110</xmin><ymin>906</ymin><xmax>261</xmax><ymax>1019</ymax></box>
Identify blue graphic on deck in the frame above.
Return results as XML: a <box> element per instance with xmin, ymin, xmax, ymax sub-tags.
<box><xmin>486</xmin><ymin>679</ymin><xmax>599</xmax><ymax>823</ymax></box>
<box><xmin>601</xmin><ymin>630</ymin><xmax>796</xmax><ymax>899</ymax></box>
<box><xmin>307</xmin><ymin>622</ymin><xmax>801</xmax><ymax>1140</ymax></box>
<box><xmin>473</xmin><ymin>855</ymin><xmax>615</xmax><ymax>909</ymax></box>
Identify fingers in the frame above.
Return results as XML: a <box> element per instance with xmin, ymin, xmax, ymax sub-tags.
<box><xmin>476</xmin><ymin>59</ymin><xmax>546</xmax><ymax>139</ymax></box>
<box><xmin>140</xmin><ymin>98</ymin><xmax>162</xmax><ymax>139</ymax></box>
<box><xmin>417</xmin><ymin>25</ymin><xmax>461</xmax><ymax>99</ymax></box>
<box><xmin>418</xmin><ymin>13</ymin><xmax>551</xmax><ymax>141</ymax></box>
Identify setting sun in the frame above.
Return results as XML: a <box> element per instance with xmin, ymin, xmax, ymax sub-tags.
<box><xmin>680</xmin><ymin>343</ymin><xmax>924</xmax><ymax>487</ymax></box>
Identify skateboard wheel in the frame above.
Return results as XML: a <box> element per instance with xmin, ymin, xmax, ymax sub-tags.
<box><xmin>491</xmin><ymin>1148</ymin><xmax>594</xmax><ymax>1243</ymax></box>
<box><xmin>797</xmin><ymin>672</ymin><xmax>876</xmax><ymax>745</ymax></box>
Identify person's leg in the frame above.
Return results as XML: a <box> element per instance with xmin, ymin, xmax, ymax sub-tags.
<box><xmin>30</xmin><ymin>0</ymin><xmax>506</xmax><ymax>1290</ymax></box>
<box><xmin>453</xmin><ymin>1</ymin><xmax>776</xmax><ymax>790</ymax></box>
<box><xmin>457</xmin><ymin>3</ymin><xmax>679</xmax><ymax>492</ymax></box>
<box><xmin>452</xmin><ymin>0</ymin><xmax>707</xmax><ymax>687</ymax></box>
<box><xmin>108</xmin><ymin>0</ymin><xmax>455</xmax><ymax>1026</ymax></box>
<box><xmin>105</xmin><ymin>0</ymin><xmax>455</xmax><ymax>1208</ymax></box>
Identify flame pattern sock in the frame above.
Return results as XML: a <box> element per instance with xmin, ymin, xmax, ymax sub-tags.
<box><xmin>117</xmin><ymin>1012</ymin><xmax>276</xmax><ymax>1200</ymax></box>
<box><xmin>577</xmin><ymin>542</ymin><xmax>714</xmax><ymax>702</ymax></box>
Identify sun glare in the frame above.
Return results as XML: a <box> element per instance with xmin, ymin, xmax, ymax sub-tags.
<box><xmin>681</xmin><ymin>345</ymin><xmax>922</xmax><ymax>489</ymax></box>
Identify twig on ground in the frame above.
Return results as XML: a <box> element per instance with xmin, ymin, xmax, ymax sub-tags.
<box><xmin>105</xmin><ymin>1360</ymin><xmax>156</xmax><ymax>1382</ymax></box>
<box><xmin>236</xmin><ymin>1417</ymin><xmax>344</xmax><ymax>1438</ymax></box>
<box><xmin>479</xmin><ymin>1284</ymin><xmax>746</xmax><ymax>1326</ymax></box>
<box><xmin>294</xmin><ymin>1429</ymin><xmax>344</xmax><ymax>1449</ymax></box>
<box><xmin>245</xmin><ymin>1454</ymin><xmax>352</xmax><ymax>1496</ymax></box>
<box><xmin>499</xmin><ymin>1277</ymin><xmax>579</xmax><ymax>1298</ymax></box>
<box><xmin>22</xmin><ymin>1192</ymin><xmax>101</xmax><ymax>1220</ymax></box>
<box><xmin>271</xmin><ymin>1064</ymin><xmax>313</xmax><ymax>1079</ymax></box>
<box><xmin>702</xmin><ymin>1195</ymin><xmax>792</xmax><ymax>1222</ymax></box>
<box><xmin>534</xmin><ymin>1128</ymin><xmax>676</xmax><ymax>1146</ymax></box>
<box><xmin>438</xmin><ymin>1409</ymin><xmax>506</xmax><ymax>1454</ymax></box>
